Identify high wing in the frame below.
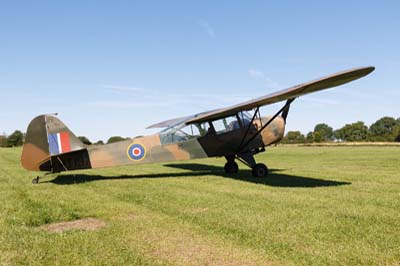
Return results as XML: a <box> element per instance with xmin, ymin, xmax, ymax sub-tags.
<box><xmin>184</xmin><ymin>66</ymin><xmax>375</xmax><ymax>124</ymax></box>
<box><xmin>146</xmin><ymin>115</ymin><xmax>198</xmax><ymax>129</ymax></box>
<box><xmin>146</xmin><ymin>66</ymin><xmax>374</xmax><ymax>129</ymax></box>
<box><xmin>146</xmin><ymin>110</ymin><xmax>220</xmax><ymax>129</ymax></box>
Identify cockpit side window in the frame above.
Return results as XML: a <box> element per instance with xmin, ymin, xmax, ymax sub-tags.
<box><xmin>159</xmin><ymin>113</ymin><xmax>250</xmax><ymax>144</ymax></box>
<box><xmin>238</xmin><ymin>111</ymin><xmax>251</xmax><ymax>128</ymax></box>
<box><xmin>211</xmin><ymin>115</ymin><xmax>241</xmax><ymax>135</ymax></box>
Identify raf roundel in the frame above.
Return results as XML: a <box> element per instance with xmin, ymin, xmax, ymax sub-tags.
<box><xmin>127</xmin><ymin>143</ymin><xmax>146</xmax><ymax>161</ymax></box>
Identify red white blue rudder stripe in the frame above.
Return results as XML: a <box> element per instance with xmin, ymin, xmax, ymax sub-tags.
<box><xmin>48</xmin><ymin>131</ymin><xmax>71</xmax><ymax>155</ymax></box>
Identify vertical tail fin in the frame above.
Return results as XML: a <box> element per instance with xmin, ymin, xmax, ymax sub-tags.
<box><xmin>21</xmin><ymin>115</ymin><xmax>86</xmax><ymax>171</ymax></box>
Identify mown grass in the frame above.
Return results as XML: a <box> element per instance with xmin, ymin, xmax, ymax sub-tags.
<box><xmin>0</xmin><ymin>146</ymin><xmax>399</xmax><ymax>265</ymax></box>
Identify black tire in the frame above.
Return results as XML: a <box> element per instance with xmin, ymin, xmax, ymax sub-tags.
<box><xmin>224</xmin><ymin>161</ymin><xmax>239</xmax><ymax>174</ymax></box>
<box><xmin>252</xmin><ymin>163</ymin><xmax>269</xmax><ymax>177</ymax></box>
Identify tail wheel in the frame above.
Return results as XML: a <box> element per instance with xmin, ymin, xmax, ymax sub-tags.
<box><xmin>252</xmin><ymin>163</ymin><xmax>269</xmax><ymax>177</ymax></box>
<box><xmin>224</xmin><ymin>161</ymin><xmax>239</xmax><ymax>174</ymax></box>
<box><xmin>32</xmin><ymin>176</ymin><xmax>40</xmax><ymax>184</ymax></box>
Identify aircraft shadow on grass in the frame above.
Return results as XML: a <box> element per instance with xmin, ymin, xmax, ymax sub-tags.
<box><xmin>47</xmin><ymin>163</ymin><xmax>351</xmax><ymax>188</ymax></box>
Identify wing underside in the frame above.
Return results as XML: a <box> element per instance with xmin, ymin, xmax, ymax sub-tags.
<box><xmin>146</xmin><ymin>115</ymin><xmax>198</xmax><ymax>129</ymax></box>
<box><xmin>147</xmin><ymin>66</ymin><xmax>374</xmax><ymax>128</ymax></box>
<box><xmin>185</xmin><ymin>66</ymin><xmax>375</xmax><ymax>124</ymax></box>
<box><xmin>146</xmin><ymin>109</ymin><xmax>220</xmax><ymax>129</ymax></box>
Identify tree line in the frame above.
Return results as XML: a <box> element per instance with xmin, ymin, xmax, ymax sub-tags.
<box><xmin>0</xmin><ymin>131</ymin><xmax>24</xmax><ymax>147</ymax></box>
<box><xmin>282</xmin><ymin>116</ymin><xmax>400</xmax><ymax>144</ymax></box>
<box><xmin>0</xmin><ymin>132</ymin><xmax>130</xmax><ymax>148</ymax></box>
<box><xmin>1</xmin><ymin>116</ymin><xmax>399</xmax><ymax>147</ymax></box>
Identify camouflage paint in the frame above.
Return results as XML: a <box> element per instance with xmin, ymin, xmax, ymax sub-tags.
<box><xmin>20</xmin><ymin>66</ymin><xmax>374</xmax><ymax>173</ymax></box>
<box><xmin>21</xmin><ymin>114</ymin><xmax>283</xmax><ymax>173</ymax></box>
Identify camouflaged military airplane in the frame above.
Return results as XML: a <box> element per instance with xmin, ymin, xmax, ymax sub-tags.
<box><xmin>22</xmin><ymin>66</ymin><xmax>375</xmax><ymax>183</ymax></box>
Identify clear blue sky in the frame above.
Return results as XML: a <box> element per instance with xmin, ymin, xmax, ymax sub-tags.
<box><xmin>1</xmin><ymin>1</ymin><xmax>399</xmax><ymax>141</ymax></box>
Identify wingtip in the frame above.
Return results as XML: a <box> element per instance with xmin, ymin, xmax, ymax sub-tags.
<box><xmin>366</xmin><ymin>66</ymin><xmax>375</xmax><ymax>73</ymax></box>
<box><xmin>362</xmin><ymin>66</ymin><xmax>376</xmax><ymax>78</ymax></box>
<box><xmin>349</xmin><ymin>66</ymin><xmax>375</xmax><ymax>78</ymax></box>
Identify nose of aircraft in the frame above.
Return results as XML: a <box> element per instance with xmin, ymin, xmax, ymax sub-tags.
<box><xmin>258</xmin><ymin>115</ymin><xmax>286</xmax><ymax>146</ymax></box>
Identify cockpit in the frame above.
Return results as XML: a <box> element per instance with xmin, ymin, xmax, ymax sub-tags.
<box><xmin>159</xmin><ymin>111</ymin><xmax>252</xmax><ymax>145</ymax></box>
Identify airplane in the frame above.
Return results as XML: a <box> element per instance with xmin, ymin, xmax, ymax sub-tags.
<box><xmin>21</xmin><ymin>66</ymin><xmax>375</xmax><ymax>183</ymax></box>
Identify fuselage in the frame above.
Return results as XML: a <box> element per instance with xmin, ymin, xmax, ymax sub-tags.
<box><xmin>86</xmin><ymin>115</ymin><xmax>285</xmax><ymax>170</ymax></box>
<box><xmin>21</xmin><ymin>114</ymin><xmax>285</xmax><ymax>173</ymax></box>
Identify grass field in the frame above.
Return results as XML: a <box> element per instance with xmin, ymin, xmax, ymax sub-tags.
<box><xmin>0</xmin><ymin>146</ymin><xmax>399</xmax><ymax>266</ymax></box>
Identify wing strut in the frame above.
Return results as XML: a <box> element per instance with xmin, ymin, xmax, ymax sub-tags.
<box><xmin>281</xmin><ymin>98</ymin><xmax>293</xmax><ymax>123</ymax></box>
<box><xmin>236</xmin><ymin>98</ymin><xmax>296</xmax><ymax>154</ymax></box>
<box><xmin>236</xmin><ymin>106</ymin><xmax>260</xmax><ymax>153</ymax></box>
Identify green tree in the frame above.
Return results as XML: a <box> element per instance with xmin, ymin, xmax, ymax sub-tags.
<box><xmin>335</xmin><ymin>121</ymin><xmax>368</xmax><ymax>142</ymax></box>
<box><xmin>392</xmin><ymin>124</ymin><xmax>400</xmax><ymax>142</ymax></box>
<box><xmin>78</xmin><ymin>136</ymin><xmax>92</xmax><ymax>145</ymax></box>
<box><xmin>282</xmin><ymin>131</ymin><xmax>305</xmax><ymax>144</ymax></box>
<box><xmin>313</xmin><ymin>123</ymin><xmax>333</xmax><ymax>142</ymax></box>
<box><xmin>0</xmin><ymin>135</ymin><xmax>7</xmax><ymax>147</ymax></box>
<box><xmin>313</xmin><ymin>131</ymin><xmax>323</xmax><ymax>142</ymax></box>
<box><xmin>396</xmin><ymin>118</ymin><xmax>400</xmax><ymax>141</ymax></box>
<box><xmin>107</xmin><ymin>136</ymin><xmax>126</xmax><ymax>144</ymax></box>
<box><xmin>306</xmin><ymin>131</ymin><xmax>314</xmax><ymax>143</ymax></box>
<box><xmin>6</xmin><ymin>130</ymin><xmax>24</xmax><ymax>147</ymax></box>
<box><xmin>94</xmin><ymin>140</ymin><xmax>104</xmax><ymax>145</ymax></box>
<box><xmin>368</xmin><ymin>116</ymin><xmax>397</xmax><ymax>141</ymax></box>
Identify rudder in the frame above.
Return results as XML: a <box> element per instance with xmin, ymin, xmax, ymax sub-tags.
<box><xmin>21</xmin><ymin>115</ymin><xmax>86</xmax><ymax>171</ymax></box>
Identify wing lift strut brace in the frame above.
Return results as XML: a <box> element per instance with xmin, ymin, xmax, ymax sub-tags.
<box><xmin>232</xmin><ymin>98</ymin><xmax>295</xmax><ymax>168</ymax></box>
<box><xmin>33</xmin><ymin>155</ymin><xmax>71</xmax><ymax>184</ymax></box>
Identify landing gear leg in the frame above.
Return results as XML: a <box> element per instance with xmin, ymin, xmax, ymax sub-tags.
<box><xmin>224</xmin><ymin>156</ymin><xmax>238</xmax><ymax>174</ymax></box>
<box><xmin>32</xmin><ymin>176</ymin><xmax>40</xmax><ymax>184</ymax></box>
<box><xmin>237</xmin><ymin>152</ymin><xmax>269</xmax><ymax>177</ymax></box>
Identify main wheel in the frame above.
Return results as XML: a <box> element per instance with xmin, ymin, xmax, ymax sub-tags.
<box><xmin>224</xmin><ymin>161</ymin><xmax>239</xmax><ymax>174</ymax></box>
<box><xmin>252</xmin><ymin>163</ymin><xmax>269</xmax><ymax>177</ymax></box>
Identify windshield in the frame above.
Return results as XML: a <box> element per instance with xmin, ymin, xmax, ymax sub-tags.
<box><xmin>159</xmin><ymin>123</ymin><xmax>205</xmax><ymax>145</ymax></box>
<box><xmin>158</xmin><ymin>111</ymin><xmax>252</xmax><ymax>144</ymax></box>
